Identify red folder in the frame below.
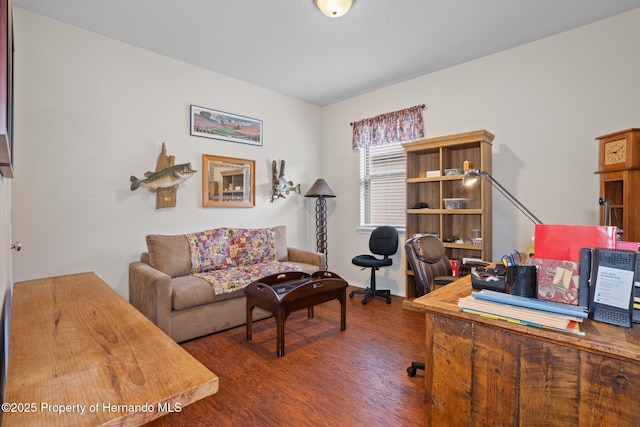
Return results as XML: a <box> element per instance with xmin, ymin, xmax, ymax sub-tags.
<box><xmin>534</xmin><ymin>224</ymin><xmax>617</xmax><ymax>262</ymax></box>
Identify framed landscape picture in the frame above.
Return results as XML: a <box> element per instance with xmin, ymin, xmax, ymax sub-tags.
<box><xmin>190</xmin><ymin>105</ymin><xmax>263</xmax><ymax>146</ymax></box>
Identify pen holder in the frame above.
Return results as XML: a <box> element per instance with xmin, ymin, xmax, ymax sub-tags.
<box><xmin>506</xmin><ymin>265</ymin><xmax>537</xmax><ymax>298</ymax></box>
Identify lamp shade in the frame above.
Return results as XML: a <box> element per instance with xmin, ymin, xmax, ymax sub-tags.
<box><xmin>314</xmin><ymin>0</ymin><xmax>354</xmax><ymax>18</ymax></box>
<box><xmin>461</xmin><ymin>170</ymin><xmax>482</xmax><ymax>186</ymax></box>
<box><xmin>304</xmin><ymin>179</ymin><xmax>336</xmax><ymax>198</ymax></box>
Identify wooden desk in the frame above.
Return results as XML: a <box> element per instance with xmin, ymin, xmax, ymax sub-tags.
<box><xmin>413</xmin><ymin>275</ymin><xmax>640</xmax><ymax>427</ymax></box>
<box><xmin>4</xmin><ymin>272</ymin><xmax>219</xmax><ymax>426</ymax></box>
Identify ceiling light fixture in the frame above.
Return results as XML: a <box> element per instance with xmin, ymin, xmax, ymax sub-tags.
<box><xmin>314</xmin><ymin>0</ymin><xmax>355</xmax><ymax>18</ymax></box>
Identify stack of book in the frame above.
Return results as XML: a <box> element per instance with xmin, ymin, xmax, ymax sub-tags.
<box><xmin>458</xmin><ymin>290</ymin><xmax>588</xmax><ymax>336</ymax></box>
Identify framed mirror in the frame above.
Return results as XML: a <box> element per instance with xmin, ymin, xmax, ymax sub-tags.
<box><xmin>202</xmin><ymin>154</ymin><xmax>255</xmax><ymax>207</ymax></box>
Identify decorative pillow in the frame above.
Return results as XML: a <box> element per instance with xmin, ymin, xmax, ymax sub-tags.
<box><xmin>185</xmin><ymin>228</ymin><xmax>232</xmax><ymax>274</ymax></box>
<box><xmin>228</xmin><ymin>228</ymin><xmax>278</xmax><ymax>267</ymax></box>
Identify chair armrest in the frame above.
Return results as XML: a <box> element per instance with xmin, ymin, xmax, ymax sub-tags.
<box><xmin>287</xmin><ymin>247</ymin><xmax>327</xmax><ymax>270</ymax></box>
<box><xmin>434</xmin><ymin>275</ymin><xmax>458</xmax><ymax>286</ymax></box>
<box><xmin>128</xmin><ymin>261</ymin><xmax>172</xmax><ymax>337</ymax></box>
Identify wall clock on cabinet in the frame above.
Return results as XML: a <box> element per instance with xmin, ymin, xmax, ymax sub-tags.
<box><xmin>603</xmin><ymin>138</ymin><xmax>626</xmax><ymax>166</ymax></box>
<box><xmin>595</xmin><ymin>128</ymin><xmax>640</xmax><ymax>242</ymax></box>
<box><xmin>597</xmin><ymin>128</ymin><xmax>640</xmax><ymax>172</ymax></box>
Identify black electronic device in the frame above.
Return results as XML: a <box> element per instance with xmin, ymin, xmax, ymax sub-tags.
<box><xmin>578</xmin><ymin>247</ymin><xmax>592</xmax><ymax>309</ymax></box>
<box><xmin>588</xmin><ymin>248</ymin><xmax>635</xmax><ymax>328</ymax></box>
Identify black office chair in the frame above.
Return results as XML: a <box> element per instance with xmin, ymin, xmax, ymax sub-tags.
<box><xmin>404</xmin><ymin>235</ymin><xmax>458</xmax><ymax>376</ymax></box>
<box><xmin>349</xmin><ymin>226</ymin><xmax>399</xmax><ymax>305</ymax></box>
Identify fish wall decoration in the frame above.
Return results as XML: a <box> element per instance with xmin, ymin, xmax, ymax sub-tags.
<box><xmin>130</xmin><ymin>163</ymin><xmax>197</xmax><ymax>191</ymax></box>
<box><xmin>271</xmin><ymin>159</ymin><xmax>300</xmax><ymax>202</ymax></box>
<box><xmin>130</xmin><ymin>143</ymin><xmax>196</xmax><ymax>209</ymax></box>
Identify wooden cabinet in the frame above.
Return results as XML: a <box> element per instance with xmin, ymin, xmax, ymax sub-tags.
<box><xmin>596</xmin><ymin>129</ymin><xmax>640</xmax><ymax>242</ymax></box>
<box><xmin>402</xmin><ymin>130</ymin><xmax>493</xmax><ymax>309</ymax></box>
<box><xmin>414</xmin><ymin>276</ymin><xmax>640</xmax><ymax>427</ymax></box>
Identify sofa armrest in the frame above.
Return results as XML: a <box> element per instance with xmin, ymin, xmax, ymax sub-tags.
<box><xmin>129</xmin><ymin>261</ymin><xmax>172</xmax><ymax>337</ymax></box>
<box><xmin>287</xmin><ymin>247</ymin><xmax>327</xmax><ymax>270</ymax></box>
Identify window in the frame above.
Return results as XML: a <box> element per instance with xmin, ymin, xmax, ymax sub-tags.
<box><xmin>359</xmin><ymin>141</ymin><xmax>406</xmax><ymax>230</ymax></box>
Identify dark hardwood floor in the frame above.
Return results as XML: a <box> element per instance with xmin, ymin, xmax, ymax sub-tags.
<box><xmin>166</xmin><ymin>287</ymin><xmax>426</xmax><ymax>426</ymax></box>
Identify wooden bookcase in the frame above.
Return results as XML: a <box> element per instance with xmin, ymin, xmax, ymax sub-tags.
<box><xmin>402</xmin><ymin>130</ymin><xmax>493</xmax><ymax>310</ymax></box>
<box><xmin>220</xmin><ymin>168</ymin><xmax>245</xmax><ymax>201</ymax></box>
<box><xmin>595</xmin><ymin>129</ymin><xmax>640</xmax><ymax>242</ymax></box>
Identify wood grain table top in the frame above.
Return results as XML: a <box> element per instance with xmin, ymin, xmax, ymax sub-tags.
<box><xmin>413</xmin><ymin>274</ymin><xmax>640</xmax><ymax>363</ymax></box>
<box><xmin>4</xmin><ymin>272</ymin><xmax>219</xmax><ymax>426</ymax></box>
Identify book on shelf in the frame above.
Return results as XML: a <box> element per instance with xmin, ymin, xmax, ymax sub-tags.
<box><xmin>458</xmin><ymin>293</ymin><xmax>585</xmax><ymax>336</ymax></box>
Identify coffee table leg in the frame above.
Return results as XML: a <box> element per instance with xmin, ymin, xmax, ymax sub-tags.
<box><xmin>246</xmin><ymin>298</ymin><xmax>253</xmax><ymax>341</ymax></box>
<box><xmin>276</xmin><ymin>308</ymin><xmax>285</xmax><ymax>357</ymax></box>
<box><xmin>340</xmin><ymin>291</ymin><xmax>346</xmax><ymax>331</ymax></box>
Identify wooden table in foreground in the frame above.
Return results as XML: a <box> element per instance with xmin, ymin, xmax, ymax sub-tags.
<box><xmin>4</xmin><ymin>272</ymin><xmax>219</xmax><ymax>426</ymax></box>
<box><xmin>413</xmin><ymin>274</ymin><xmax>640</xmax><ymax>427</ymax></box>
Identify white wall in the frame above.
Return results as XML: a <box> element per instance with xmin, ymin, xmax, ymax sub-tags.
<box><xmin>11</xmin><ymin>8</ymin><xmax>323</xmax><ymax>298</ymax></box>
<box><xmin>10</xmin><ymin>8</ymin><xmax>640</xmax><ymax>300</ymax></box>
<box><xmin>324</xmin><ymin>9</ymin><xmax>640</xmax><ymax>297</ymax></box>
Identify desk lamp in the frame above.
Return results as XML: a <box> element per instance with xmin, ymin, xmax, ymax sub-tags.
<box><xmin>462</xmin><ymin>170</ymin><xmax>542</xmax><ymax>225</ymax></box>
<box><xmin>304</xmin><ymin>179</ymin><xmax>336</xmax><ymax>266</ymax></box>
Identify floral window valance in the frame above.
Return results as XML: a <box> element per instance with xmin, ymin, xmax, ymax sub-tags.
<box><xmin>352</xmin><ymin>105</ymin><xmax>425</xmax><ymax>150</ymax></box>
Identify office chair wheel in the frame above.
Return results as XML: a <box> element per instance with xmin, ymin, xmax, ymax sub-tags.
<box><xmin>361</xmin><ymin>299</ymin><xmax>367</xmax><ymax>305</ymax></box>
<box><xmin>386</xmin><ymin>297</ymin><xmax>391</xmax><ymax>304</ymax></box>
<box><xmin>349</xmin><ymin>291</ymin><xmax>355</xmax><ymax>298</ymax></box>
<box><xmin>407</xmin><ymin>366</ymin><xmax>417</xmax><ymax>377</ymax></box>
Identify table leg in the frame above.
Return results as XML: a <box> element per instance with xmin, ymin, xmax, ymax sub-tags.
<box><xmin>339</xmin><ymin>291</ymin><xmax>346</xmax><ymax>331</ymax></box>
<box><xmin>276</xmin><ymin>308</ymin><xmax>285</xmax><ymax>357</ymax></box>
<box><xmin>246</xmin><ymin>299</ymin><xmax>253</xmax><ymax>341</ymax></box>
<box><xmin>308</xmin><ymin>306</ymin><xmax>314</xmax><ymax>319</ymax></box>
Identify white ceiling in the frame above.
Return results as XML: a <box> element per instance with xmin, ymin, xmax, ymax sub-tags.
<box><xmin>13</xmin><ymin>0</ymin><xmax>640</xmax><ymax>106</ymax></box>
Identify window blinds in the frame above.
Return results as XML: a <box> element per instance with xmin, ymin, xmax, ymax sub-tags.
<box><xmin>359</xmin><ymin>141</ymin><xmax>406</xmax><ymax>229</ymax></box>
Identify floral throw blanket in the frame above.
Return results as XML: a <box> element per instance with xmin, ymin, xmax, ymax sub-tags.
<box><xmin>186</xmin><ymin>227</ymin><xmax>303</xmax><ymax>295</ymax></box>
<box><xmin>192</xmin><ymin>262</ymin><xmax>303</xmax><ymax>295</ymax></box>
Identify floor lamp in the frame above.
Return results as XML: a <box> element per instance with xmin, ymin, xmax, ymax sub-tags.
<box><xmin>304</xmin><ymin>179</ymin><xmax>336</xmax><ymax>266</ymax></box>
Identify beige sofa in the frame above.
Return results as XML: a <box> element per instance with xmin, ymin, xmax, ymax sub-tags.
<box><xmin>129</xmin><ymin>225</ymin><xmax>326</xmax><ymax>342</ymax></box>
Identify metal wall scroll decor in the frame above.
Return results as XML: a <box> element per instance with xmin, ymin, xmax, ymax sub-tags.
<box><xmin>271</xmin><ymin>159</ymin><xmax>300</xmax><ymax>202</ymax></box>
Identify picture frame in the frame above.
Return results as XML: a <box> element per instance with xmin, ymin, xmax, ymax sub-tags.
<box><xmin>0</xmin><ymin>0</ymin><xmax>14</xmax><ymax>178</ymax></box>
<box><xmin>190</xmin><ymin>105</ymin><xmax>263</xmax><ymax>146</ymax></box>
<box><xmin>202</xmin><ymin>154</ymin><xmax>255</xmax><ymax>208</ymax></box>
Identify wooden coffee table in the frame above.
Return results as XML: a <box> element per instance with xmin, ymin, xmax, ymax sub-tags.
<box><xmin>245</xmin><ymin>270</ymin><xmax>347</xmax><ymax>357</ymax></box>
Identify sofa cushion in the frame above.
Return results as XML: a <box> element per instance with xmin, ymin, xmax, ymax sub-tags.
<box><xmin>146</xmin><ymin>234</ymin><xmax>191</xmax><ymax>278</ymax></box>
<box><xmin>185</xmin><ymin>228</ymin><xmax>233</xmax><ymax>274</ymax></box>
<box><xmin>171</xmin><ymin>275</ymin><xmax>243</xmax><ymax>311</ymax></box>
<box><xmin>228</xmin><ymin>228</ymin><xmax>278</xmax><ymax>267</ymax></box>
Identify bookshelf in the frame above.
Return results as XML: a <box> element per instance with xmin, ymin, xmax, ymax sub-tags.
<box><xmin>402</xmin><ymin>130</ymin><xmax>493</xmax><ymax>310</ymax></box>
